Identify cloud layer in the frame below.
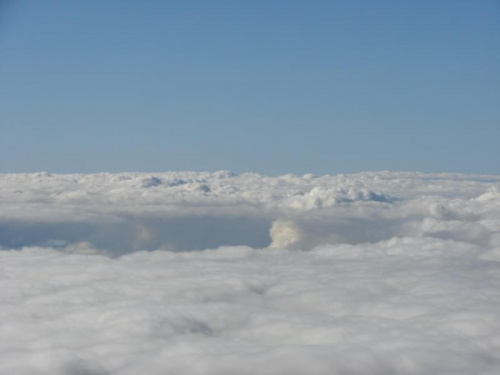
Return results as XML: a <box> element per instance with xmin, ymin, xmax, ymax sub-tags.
<box><xmin>1</xmin><ymin>240</ymin><xmax>500</xmax><ymax>375</ymax></box>
<box><xmin>1</xmin><ymin>171</ymin><xmax>500</xmax><ymax>374</ymax></box>
<box><xmin>1</xmin><ymin>171</ymin><xmax>499</xmax><ymax>253</ymax></box>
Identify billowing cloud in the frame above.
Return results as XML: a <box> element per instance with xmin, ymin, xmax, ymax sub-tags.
<box><xmin>1</xmin><ymin>171</ymin><xmax>499</xmax><ymax>253</ymax></box>
<box><xmin>0</xmin><ymin>171</ymin><xmax>499</xmax><ymax>373</ymax></box>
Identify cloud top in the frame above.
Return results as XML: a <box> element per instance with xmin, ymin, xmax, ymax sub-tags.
<box><xmin>0</xmin><ymin>171</ymin><xmax>499</xmax><ymax>253</ymax></box>
<box><xmin>1</xmin><ymin>171</ymin><xmax>500</xmax><ymax>373</ymax></box>
<box><xmin>1</xmin><ymin>239</ymin><xmax>500</xmax><ymax>374</ymax></box>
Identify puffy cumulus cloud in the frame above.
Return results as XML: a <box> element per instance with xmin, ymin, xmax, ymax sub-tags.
<box><xmin>1</xmin><ymin>239</ymin><xmax>500</xmax><ymax>374</ymax></box>
<box><xmin>269</xmin><ymin>219</ymin><xmax>303</xmax><ymax>249</ymax></box>
<box><xmin>1</xmin><ymin>171</ymin><xmax>499</xmax><ymax>253</ymax></box>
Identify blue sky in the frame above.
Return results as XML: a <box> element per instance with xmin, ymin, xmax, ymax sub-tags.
<box><xmin>1</xmin><ymin>0</ymin><xmax>499</xmax><ymax>175</ymax></box>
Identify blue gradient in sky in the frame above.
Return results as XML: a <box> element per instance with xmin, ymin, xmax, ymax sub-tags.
<box><xmin>1</xmin><ymin>0</ymin><xmax>499</xmax><ymax>175</ymax></box>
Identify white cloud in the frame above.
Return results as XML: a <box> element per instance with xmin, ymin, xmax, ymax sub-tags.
<box><xmin>1</xmin><ymin>239</ymin><xmax>499</xmax><ymax>374</ymax></box>
<box><xmin>269</xmin><ymin>219</ymin><xmax>303</xmax><ymax>249</ymax></box>
<box><xmin>0</xmin><ymin>171</ymin><xmax>500</xmax><ymax>373</ymax></box>
<box><xmin>1</xmin><ymin>170</ymin><xmax>498</xmax><ymax>252</ymax></box>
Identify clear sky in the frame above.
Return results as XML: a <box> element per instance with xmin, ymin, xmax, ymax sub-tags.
<box><xmin>1</xmin><ymin>0</ymin><xmax>499</xmax><ymax>175</ymax></box>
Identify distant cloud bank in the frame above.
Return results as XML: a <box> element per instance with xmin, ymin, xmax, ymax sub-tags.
<box><xmin>1</xmin><ymin>170</ymin><xmax>499</xmax><ymax>253</ymax></box>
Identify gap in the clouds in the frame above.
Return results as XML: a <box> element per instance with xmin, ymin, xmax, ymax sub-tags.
<box><xmin>1</xmin><ymin>213</ymin><xmax>496</xmax><ymax>254</ymax></box>
<box><xmin>0</xmin><ymin>215</ymin><xmax>404</xmax><ymax>255</ymax></box>
<box><xmin>0</xmin><ymin>216</ymin><xmax>273</xmax><ymax>255</ymax></box>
